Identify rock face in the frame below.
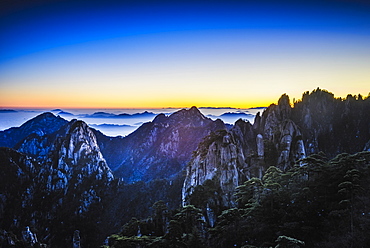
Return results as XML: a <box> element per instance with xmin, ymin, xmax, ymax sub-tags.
<box><xmin>22</xmin><ymin>226</ymin><xmax>38</xmax><ymax>245</ymax></box>
<box><xmin>182</xmin><ymin>95</ymin><xmax>306</xmax><ymax>207</ymax></box>
<box><xmin>73</xmin><ymin>230</ymin><xmax>81</xmax><ymax>248</ymax></box>
<box><xmin>95</xmin><ymin>106</ymin><xmax>226</xmax><ymax>183</ymax></box>
<box><xmin>46</xmin><ymin>120</ymin><xmax>114</xmax><ymax>193</ymax></box>
<box><xmin>254</xmin><ymin>94</ymin><xmax>306</xmax><ymax>170</ymax></box>
<box><xmin>0</xmin><ymin>118</ymin><xmax>114</xmax><ymax>247</ymax></box>
<box><xmin>182</xmin><ymin>130</ymin><xmax>243</xmax><ymax>208</ymax></box>
<box><xmin>183</xmin><ymin>89</ymin><xmax>370</xmax><ymax>209</ymax></box>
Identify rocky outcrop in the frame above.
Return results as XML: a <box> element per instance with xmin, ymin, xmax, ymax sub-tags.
<box><xmin>73</xmin><ymin>230</ymin><xmax>81</xmax><ymax>248</ymax></box>
<box><xmin>22</xmin><ymin>226</ymin><xmax>38</xmax><ymax>246</ymax></box>
<box><xmin>254</xmin><ymin>94</ymin><xmax>306</xmax><ymax>170</ymax></box>
<box><xmin>183</xmin><ymin>89</ymin><xmax>369</xmax><ymax>209</ymax></box>
<box><xmin>47</xmin><ymin>120</ymin><xmax>113</xmax><ymax>191</ymax></box>
<box><xmin>182</xmin><ymin>130</ymin><xmax>243</xmax><ymax>208</ymax></box>
<box><xmin>15</xmin><ymin>118</ymin><xmax>114</xmax><ymax>207</ymax></box>
<box><xmin>0</xmin><ymin>119</ymin><xmax>115</xmax><ymax>247</ymax></box>
<box><xmin>183</xmin><ymin>95</ymin><xmax>307</xmax><ymax>208</ymax></box>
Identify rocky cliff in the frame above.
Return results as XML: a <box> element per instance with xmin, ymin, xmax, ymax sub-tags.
<box><xmin>182</xmin><ymin>130</ymin><xmax>243</xmax><ymax>208</ymax></box>
<box><xmin>183</xmin><ymin>89</ymin><xmax>370</xmax><ymax>209</ymax></box>
<box><xmin>0</xmin><ymin>117</ymin><xmax>115</xmax><ymax>247</ymax></box>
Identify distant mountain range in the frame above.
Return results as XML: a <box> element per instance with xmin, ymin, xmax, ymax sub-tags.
<box><xmin>0</xmin><ymin>109</ymin><xmax>17</xmax><ymax>113</ymax></box>
<box><xmin>207</xmin><ymin>112</ymin><xmax>254</xmax><ymax>119</ymax></box>
<box><xmin>82</xmin><ymin>111</ymin><xmax>156</xmax><ymax>119</ymax></box>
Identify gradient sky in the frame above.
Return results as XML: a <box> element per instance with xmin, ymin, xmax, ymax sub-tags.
<box><xmin>0</xmin><ymin>0</ymin><xmax>369</xmax><ymax>108</ymax></box>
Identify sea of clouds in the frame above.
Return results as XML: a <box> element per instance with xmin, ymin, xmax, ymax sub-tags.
<box><xmin>0</xmin><ymin>107</ymin><xmax>265</xmax><ymax>137</ymax></box>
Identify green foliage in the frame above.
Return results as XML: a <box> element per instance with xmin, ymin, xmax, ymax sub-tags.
<box><xmin>217</xmin><ymin>151</ymin><xmax>370</xmax><ymax>247</ymax></box>
<box><xmin>107</xmin><ymin>151</ymin><xmax>370</xmax><ymax>248</ymax></box>
<box><xmin>108</xmin><ymin>234</ymin><xmax>155</xmax><ymax>248</ymax></box>
<box><xmin>188</xmin><ymin>179</ymin><xmax>220</xmax><ymax>208</ymax></box>
<box><xmin>107</xmin><ymin>204</ymin><xmax>206</xmax><ymax>248</ymax></box>
<box><xmin>235</xmin><ymin>177</ymin><xmax>263</xmax><ymax>207</ymax></box>
<box><xmin>120</xmin><ymin>218</ymin><xmax>140</xmax><ymax>237</ymax></box>
<box><xmin>151</xmin><ymin>200</ymin><xmax>169</xmax><ymax>236</ymax></box>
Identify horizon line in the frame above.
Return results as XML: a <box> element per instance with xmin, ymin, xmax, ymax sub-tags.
<box><xmin>0</xmin><ymin>106</ymin><xmax>268</xmax><ymax>110</ymax></box>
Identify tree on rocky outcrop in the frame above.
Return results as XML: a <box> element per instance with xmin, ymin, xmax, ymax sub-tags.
<box><xmin>235</xmin><ymin>177</ymin><xmax>263</xmax><ymax>208</ymax></box>
<box><xmin>151</xmin><ymin>200</ymin><xmax>169</xmax><ymax>236</ymax></box>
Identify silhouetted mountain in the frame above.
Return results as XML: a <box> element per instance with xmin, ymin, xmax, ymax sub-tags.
<box><xmin>200</xmin><ymin>107</ymin><xmax>236</xmax><ymax>109</ymax></box>
<box><xmin>0</xmin><ymin>109</ymin><xmax>17</xmax><ymax>113</ymax></box>
<box><xmin>219</xmin><ymin>112</ymin><xmax>254</xmax><ymax>118</ymax></box>
<box><xmin>57</xmin><ymin>110</ymin><xmax>74</xmax><ymax>115</ymax></box>
<box><xmin>83</xmin><ymin>111</ymin><xmax>156</xmax><ymax>119</ymax></box>
<box><xmin>90</xmin><ymin>123</ymin><xmax>133</xmax><ymax>128</ymax></box>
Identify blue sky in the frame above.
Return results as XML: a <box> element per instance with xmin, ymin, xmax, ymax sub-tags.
<box><xmin>1</xmin><ymin>0</ymin><xmax>369</xmax><ymax>108</ymax></box>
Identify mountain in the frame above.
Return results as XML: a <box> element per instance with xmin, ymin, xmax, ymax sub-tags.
<box><xmin>183</xmin><ymin>89</ymin><xmax>370</xmax><ymax>209</ymax></box>
<box><xmin>291</xmin><ymin>89</ymin><xmax>370</xmax><ymax>156</ymax></box>
<box><xmin>0</xmin><ymin>109</ymin><xmax>17</xmax><ymax>113</ymax></box>
<box><xmin>0</xmin><ymin>107</ymin><xmax>225</xmax><ymax>246</ymax></box>
<box><xmin>0</xmin><ymin>112</ymin><xmax>68</xmax><ymax>148</ymax></box>
<box><xmin>0</xmin><ymin>119</ymin><xmax>115</xmax><ymax>247</ymax></box>
<box><xmin>95</xmin><ymin>106</ymin><xmax>226</xmax><ymax>183</ymax></box>
<box><xmin>219</xmin><ymin>112</ymin><xmax>254</xmax><ymax>118</ymax></box>
<box><xmin>83</xmin><ymin>111</ymin><xmax>156</xmax><ymax>119</ymax></box>
<box><xmin>2</xmin><ymin>108</ymin><xmax>225</xmax><ymax>184</ymax></box>
<box><xmin>2</xmin><ymin>89</ymin><xmax>369</xmax><ymax>247</ymax></box>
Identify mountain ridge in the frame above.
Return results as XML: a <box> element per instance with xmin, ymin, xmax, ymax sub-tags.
<box><xmin>0</xmin><ymin>112</ymin><xmax>68</xmax><ymax>148</ymax></box>
<box><xmin>96</xmin><ymin>106</ymin><xmax>226</xmax><ymax>182</ymax></box>
<box><xmin>183</xmin><ymin>88</ymin><xmax>370</xmax><ymax>210</ymax></box>
<box><xmin>0</xmin><ymin>118</ymin><xmax>115</xmax><ymax>247</ymax></box>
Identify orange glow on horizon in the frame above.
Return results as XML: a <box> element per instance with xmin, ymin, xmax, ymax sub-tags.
<box><xmin>1</xmin><ymin>89</ymin><xmax>369</xmax><ymax>110</ymax></box>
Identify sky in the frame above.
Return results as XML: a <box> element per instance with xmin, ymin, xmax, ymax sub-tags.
<box><xmin>0</xmin><ymin>0</ymin><xmax>369</xmax><ymax>109</ymax></box>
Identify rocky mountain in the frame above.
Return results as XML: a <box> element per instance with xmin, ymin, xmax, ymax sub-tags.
<box><xmin>1</xmin><ymin>88</ymin><xmax>369</xmax><ymax>247</ymax></box>
<box><xmin>0</xmin><ymin>108</ymin><xmax>226</xmax><ymax>246</ymax></box>
<box><xmin>0</xmin><ymin>112</ymin><xmax>68</xmax><ymax>148</ymax></box>
<box><xmin>291</xmin><ymin>89</ymin><xmax>370</xmax><ymax>156</ymax></box>
<box><xmin>0</xmin><ymin>118</ymin><xmax>115</xmax><ymax>247</ymax></box>
<box><xmin>94</xmin><ymin>106</ymin><xmax>226</xmax><ymax>183</ymax></box>
<box><xmin>3</xmin><ymin>108</ymin><xmax>226</xmax><ymax>184</ymax></box>
<box><xmin>183</xmin><ymin>89</ymin><xmax>370</xmax><ymax>209</ymax></box>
